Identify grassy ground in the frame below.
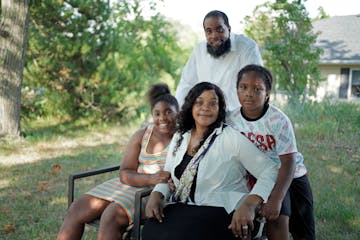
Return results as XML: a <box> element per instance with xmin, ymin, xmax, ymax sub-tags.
<box><xmin>0</xmin><ymin>102</ymin><xmax>359</xmax><ymax>239</ymax></box>
<box><xmin>0</xmin><ymin>118</ymin><xmax>139</xmax><ymax>239</ymax></box>
<box><xmin>283</xmin><ymin>101</ymin><xmax>360</xmax><ymax>240</ymax></box>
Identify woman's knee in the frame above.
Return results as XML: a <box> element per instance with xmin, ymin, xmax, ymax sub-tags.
<box><xmin>101</xmin><ymin>203</ymin><xmax>129</xmax><ymax>227</ymax></box>
<box><xmin>66</xmin><ymin>194</ymin><xmax>109</xmax><ymax>222</ymax></box>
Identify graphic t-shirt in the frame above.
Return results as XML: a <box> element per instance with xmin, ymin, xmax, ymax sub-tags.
<box><xmin>226</xmin><ymin>104</ymin><xmax>307</xmax><ymax>178</ymax></box>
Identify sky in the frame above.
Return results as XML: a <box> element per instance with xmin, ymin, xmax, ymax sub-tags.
<box><xmin>156</xmin><ymin>0</ymin><xmax>360</xmax><ymax>33</ymax></box>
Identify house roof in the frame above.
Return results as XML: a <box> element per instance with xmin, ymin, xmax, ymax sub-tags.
<box><xmin>312</xmin><ymin>15</ymin><xmax>360</xmax><ymax>65</ymax></box>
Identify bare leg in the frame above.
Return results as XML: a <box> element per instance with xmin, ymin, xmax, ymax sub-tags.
<box><xmin>98</xmin><ymin>202</ymin><xmax>130</xmax><ymax>240</ymax></box>
<box><xmin>266</xmin><ymin>215</ymin><xmax>289</xmax><ymax>240</ymax></box>
<box><xmin>57</xmin><ymin>194</ymin><xmax>110</xmax><ymax>240</ymax></box>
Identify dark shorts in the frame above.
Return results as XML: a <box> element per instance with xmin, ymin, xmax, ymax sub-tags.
<box><xmin>288</xmin><ymin>175</ymin><xmax>316</xmax><ymax>240</ymax></box>
<box><xmin>142</xmin><ymin>203</ymin><xmax>262</xmax><ymax>240</ymax></box>
<box><xmin>277</xmin><ymin>175</ymin><xmax>315</xmax><ymax>239</ymax></box>
<box><xmin>279</xmin><ymin>190</ymin><xmax>291</xmax><ymax>216</ymax></box>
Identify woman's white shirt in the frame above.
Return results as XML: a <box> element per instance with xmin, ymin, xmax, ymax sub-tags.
<box><xmin>153</xmin><ymin>125</ymin><xmax>278</xmax><ymax>213</ymax></box>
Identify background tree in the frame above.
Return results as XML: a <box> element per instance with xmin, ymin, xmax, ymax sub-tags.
<box><xmin>244</xmin><ymin>0</ymin><xmax>322</xmax><ymax>104</ymax></box>
<box><xmin>0</xmin><ymin>0</ymin><xmax>30</xmax><ymax>138</ymax></box>
<box><xmin>23</xmin><ymin>0</ymin><xmax>186</xmax><ymax>122</ymax></box>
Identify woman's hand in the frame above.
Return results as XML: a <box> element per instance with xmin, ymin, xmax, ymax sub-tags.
<box><xmin>228</xmin><ymin>195</ymin><xmax>262</xmax><ymax>239</ymax></box>
<box><xmin>145</xmin><ymin>191</ymin><xmax>165</xmax><ymax>222</ymax></box>
<box><xmin>229</xmin><ymin>203</ymin><xmax>255</xmax><ymax>239</ymax></box>
<box><xmin>150</xmin><ymin>171</ymin><xmax>170</xmax><ymax>186</ymax></box>
<box><xmin>168</xmin><ymin>177</ymin><xmax>176</xmax><ymax>192</ymax></box>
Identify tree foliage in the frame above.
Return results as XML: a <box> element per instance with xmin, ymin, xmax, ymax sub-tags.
<box><xmin>244</xmin><ymin>0</ymin><xmax>322</xmax><ymax>103</ymax></box>
<box><xmin>23</xmin><ymin>0</ymin><xmax>186</xmax><ymax>121</ymax></box>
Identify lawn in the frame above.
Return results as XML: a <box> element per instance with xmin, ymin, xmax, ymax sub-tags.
<box><xmin>0</xmin><ymin>102</ymin><xmax>359</xmax><ymax>239</ymax></box>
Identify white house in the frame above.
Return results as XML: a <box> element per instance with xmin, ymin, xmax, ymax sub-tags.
<box><xmin>312</xmin><ymin>15</ymin><xmax>360</xmax><ymax>102</ymax></box>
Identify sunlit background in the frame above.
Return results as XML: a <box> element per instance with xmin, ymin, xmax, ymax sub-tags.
<box><xmin>157</xmin><ymin>0</ymin><xmax>360</xmax><ymax>34</ymax></box>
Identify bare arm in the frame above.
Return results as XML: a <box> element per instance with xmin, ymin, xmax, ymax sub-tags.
<box><xmin>261</xmin><ymin>153</ymin><xmax>296</xmax><ymax>220</ymax></box>
<box><xmin>119</xmin><ymin>128</ymin><xmax>170</xmax><ymax>187</ymax></box>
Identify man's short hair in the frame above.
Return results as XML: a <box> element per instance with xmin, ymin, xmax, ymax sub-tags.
<box><xmin>203</xmin><ymin>10</ymin><xmax>230</xmax><ymax>28</ymax></box>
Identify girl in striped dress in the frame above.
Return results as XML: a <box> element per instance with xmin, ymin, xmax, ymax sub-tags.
<box><xmin>58</xmin><ymin>83</ymin><xmax>179</xmax><ymax>240</ymax></box>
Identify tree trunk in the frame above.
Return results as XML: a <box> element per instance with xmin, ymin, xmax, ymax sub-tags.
<box><xmin>0</xmin><ymin>0</ymin><xmax>30</xmax><ymax>138</ymax></box>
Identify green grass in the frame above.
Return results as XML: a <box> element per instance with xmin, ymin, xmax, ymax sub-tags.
<box><xmin>0</xmin><ymin>118</ymin><xmax>138</xmax><ymax>239</ymax></box>
<box><xmin>1</xmin><ymin>102</ymin><xmax>359</xmax><ymax>239</ymax></box>
<box><xmin>283</xmin><ymin>101</ymin><xmax>360</xmax><ymax>240</ymax></box>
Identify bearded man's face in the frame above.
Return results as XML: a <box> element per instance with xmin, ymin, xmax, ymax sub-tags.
<box><xmin>203</xmin><ymin>16</ymin><xmax>231</xmax><ymax>58</ymax></box>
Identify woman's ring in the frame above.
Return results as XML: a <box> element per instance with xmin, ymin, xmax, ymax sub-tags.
<box><xmin>242</xmin><ymin>225</ymin><xmax>248</xmax><ymax>230</ymax></box>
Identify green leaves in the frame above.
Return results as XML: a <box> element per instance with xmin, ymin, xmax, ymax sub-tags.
<box><xmin>23</xmin><ymin>0</ymin><xmax>185</xmax><ymax>121</ymax></box>
<box><xmin>244</xmin><ymin>0</ymin><xmax>322</xmax><ymax>103</ymax></box>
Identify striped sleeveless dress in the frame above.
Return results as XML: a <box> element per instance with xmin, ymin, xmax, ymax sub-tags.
<box><xmin>87</xmin><ymin>124</ymin><xmax>168</xmax><ymax>223</ymax></box>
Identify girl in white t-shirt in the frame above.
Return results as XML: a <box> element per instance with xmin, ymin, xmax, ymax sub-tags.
<box><xmin>227</xmin><ymin>64</ymin><xmax>315</xmax><ymax>240</ymax></box>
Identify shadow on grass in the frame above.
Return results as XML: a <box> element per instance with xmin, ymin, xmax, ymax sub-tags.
<box><xmin>0</xmin><ymin>142</ymin><xmax>122</xmax><ymax>239</ymax></box>
<box><xmin>1</xmin><ymin>142</ymin><xmax>359</xmax><ymax>239</ymax></box>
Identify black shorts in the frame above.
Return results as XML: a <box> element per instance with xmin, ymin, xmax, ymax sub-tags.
<box><xmin>249</xmin><ymin>174</ymin><xmax>315</xmax><ymax>239</ymax></box>
<box><xmin>283</xmin><ymin>175</ymin><xmax>315</xmax><ymax>240</ymax></box>
<box><xmin>279</xmin><ymin>190</ymin><xmax>291</xmax><ymax>216</ymax></box>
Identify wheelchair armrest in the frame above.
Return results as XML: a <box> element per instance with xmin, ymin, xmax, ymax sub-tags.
<box><xmin>68</xmin><ymin>164</ymin><xmax>120</xmax><ymax>207</ymax></box>
<box><xmin>132</xmin><ymin>187</ymin><xmax>153</xmax><ymax>240</ymax></box>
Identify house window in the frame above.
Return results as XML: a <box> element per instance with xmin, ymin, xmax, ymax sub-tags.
<box><xmin>339</xmin><ymin>68</ymin><xmax>349</xmax><ymax>99</ymax></box>
<box><xmin>350</xmin><ymin>69</ymin><xmax>360</xmax><ymax>98</ymax></box>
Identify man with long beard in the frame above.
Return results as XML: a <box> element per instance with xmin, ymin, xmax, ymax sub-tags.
<box><xmin>175</xmin><ymin>10</ymin><xmax>263</xmax><ymax>111</ymax></box>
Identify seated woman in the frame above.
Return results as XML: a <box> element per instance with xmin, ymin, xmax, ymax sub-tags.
<box><xmin>57</xmin><ymin>83</ymin><xmax>179</xmax><ymax>240</ymax></box>
<box><xmin>142</xmin><ymin>82</ymin><xmax>278</xmax><ymax>240</ymax></box>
